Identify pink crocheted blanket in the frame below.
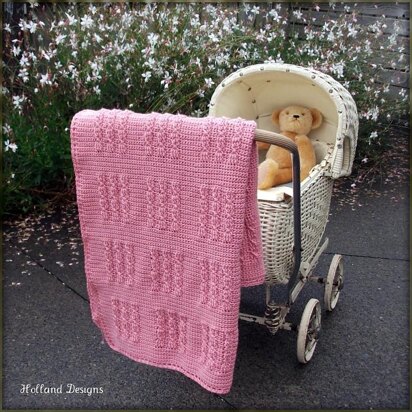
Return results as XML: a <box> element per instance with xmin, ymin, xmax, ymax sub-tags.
<box><xmin>70</xmin><ymin>109</ymin><xmax>265</xmax><ymax>394</ymax></box>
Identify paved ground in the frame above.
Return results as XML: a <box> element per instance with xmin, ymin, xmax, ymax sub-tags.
<box><xmin>3</xmin><ymin>181</ymin><xmax>409</xmax><ymax>409</ymax></box>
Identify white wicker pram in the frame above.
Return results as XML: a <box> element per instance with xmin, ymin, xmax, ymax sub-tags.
<box><xmin>209</xmin><ymin>63</ymin><xmax>358</xmax><ymax>363</ymax></box>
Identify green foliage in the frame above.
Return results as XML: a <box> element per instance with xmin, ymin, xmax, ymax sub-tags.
<box><xmin>2</xmin><ymin>2</ymin><xmax>409</xmax><ymax>215</ymax></box>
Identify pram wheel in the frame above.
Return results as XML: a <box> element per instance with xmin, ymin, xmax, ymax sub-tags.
<box><xmin>297</xmin><ymin>298</ymin><xmax>321</xmax><ymax>364</ymax></box>
<box><xmin>324</xmin><ymin>254</ymin><xmax>344</xmax><ymax>312</ymax></box>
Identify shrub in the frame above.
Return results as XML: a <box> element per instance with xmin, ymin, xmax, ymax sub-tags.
<box><xmin>2</xmin><ymin>2</ymin><xmax>409</xmax><ymax>215</ymax></box>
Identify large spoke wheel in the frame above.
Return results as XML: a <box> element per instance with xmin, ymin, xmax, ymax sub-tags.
<box><xmin>324</xmin><ymin>254</ymin><xmax>344</xmax><ymax>312</ymax></box>
<box><xmin>297</xmin><ymin>298</ymin><xmax>321</xmax><ymax>364</ymax></box>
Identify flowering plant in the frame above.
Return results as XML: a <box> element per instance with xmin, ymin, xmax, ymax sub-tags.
<box><xmin>2</xmin><ymin>2</ymin><xmax>409</xmax><ymax>214</ymax></box>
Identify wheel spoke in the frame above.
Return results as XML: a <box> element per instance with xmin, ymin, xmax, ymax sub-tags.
<box><xmin>325</xmin><ymin>254</ymin><xmax>343</xmax><ymax>311</ymax></box>
<box><xmin>298</xmin><ymin>299</ymin><xmax>321</xmax><ymax>363</ymax></box>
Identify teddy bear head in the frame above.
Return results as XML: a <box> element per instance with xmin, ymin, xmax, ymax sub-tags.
<box><xmin>272</xmin><ymin>105</ymin><xmax>323</xmax><ymax>135</ymax></box>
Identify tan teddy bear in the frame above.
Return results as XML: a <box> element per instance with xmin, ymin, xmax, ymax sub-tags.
<box><xmin>258</xmin><ymin>105</ymin><xmax>322</xmax><ymax>189</ymax></box>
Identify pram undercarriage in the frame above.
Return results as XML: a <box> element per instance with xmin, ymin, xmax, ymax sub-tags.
<box><xmin>239</xmin><ymin>238</ymin><xmax>344</xmax><ymax>363</ymax></box>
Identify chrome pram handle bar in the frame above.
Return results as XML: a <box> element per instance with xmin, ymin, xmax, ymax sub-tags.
<box><xmin>254</xmin><ymin>129</ymin><xmax>301</xmax><ymax>305</ymax></box>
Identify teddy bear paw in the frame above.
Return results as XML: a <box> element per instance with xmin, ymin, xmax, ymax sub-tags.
<box><xmin>258</xmin><ymin>159</ymin><xmax>279</xmax><ymax>190</ymax></box>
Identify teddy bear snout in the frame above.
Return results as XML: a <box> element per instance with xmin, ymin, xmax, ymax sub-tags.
<box><xmin>293</xmin><ymin>114</ymin><xmax>300</xmax><ymax>119</ymax></box>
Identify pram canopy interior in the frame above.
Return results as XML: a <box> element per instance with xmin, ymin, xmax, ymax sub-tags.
<box><xmin>209</xmin><ymin>63</ymin><xmax>358</xmax><ymax>179</ymax></box>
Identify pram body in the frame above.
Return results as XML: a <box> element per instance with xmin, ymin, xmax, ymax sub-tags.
<box><xmin>209</xmin><ymin>63</ymin><xmax>358</xmax><ymax>363</ymax></box>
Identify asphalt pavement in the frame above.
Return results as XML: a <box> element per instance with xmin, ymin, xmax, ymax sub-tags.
<box><xmin>3</xmin><ymin>180</ymin><xmax>409</xmax><ymax>409</ymax></box>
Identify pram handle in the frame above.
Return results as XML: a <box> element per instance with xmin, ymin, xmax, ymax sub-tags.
<box><xmin>254</xmin><ymin>129</ymin><xmax>301</xmax><ymax>306</ymax></box>
<box><xmin>254</xmin><ymin>129</ymin><xmax>300</xmax><ymax>155</ymax></box>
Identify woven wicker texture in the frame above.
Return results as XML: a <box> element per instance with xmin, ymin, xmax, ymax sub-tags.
<box><xmin>71</xmin><ymin>109</ymin><xmax>265</xmax><ymax>394</ymax></box>
<box><xmin>259</xmin><ymin>171</ymin><xmax>333</xmax><ymax>284</ymax></box>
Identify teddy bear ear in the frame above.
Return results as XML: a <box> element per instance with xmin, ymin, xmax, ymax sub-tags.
<box><xmin>310</xmin><ymin>108</ymin><xmax>323</xmax><ymax>129</ymax></box>
<box><xmin>271</xmin><ymin>109</ymin><xmax>282</xmax><ymax>126</ymax></box>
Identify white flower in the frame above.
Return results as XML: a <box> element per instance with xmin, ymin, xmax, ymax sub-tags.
<box><xmin>90</xmin><ymin>61</ymin><xmax>100</xmax><ymax>72</ymax></box>
<box><xmin>192</xmin><ymin>109</ymin><xmax>203</xmax><ymax>117</ymax></box>
<box><xmin>147</xmin><ymin>33</ymin><xmax>159</xmax><ymax>46</ymax></box>
<box><xmin>65</xmin><ymin>13</ymin><xmax>78</xmax><ymax>26</ymax></box>
<box><xmin>93</xmin><ymin>85</ymin><xmax>101</xmax><ymax>95</ymax></box>
<box><xmin>327</xmin><ymin>31</ymin><xmax>335</xmax><ymax>42</ymax></box>
<box><xmin>370</xmin><ymin>131</ymin><xmax>378</xmax><ymax>139</ymax></box>
<box><xmin>160</xmin><ymin>72</ymin><xmax>172</xmax><ymax>89</ymax></box>
<box><xmin>190</xmin><ymin>15</ymin><xmax>201</xmax><ymax>28</ymax></box>
<box><xmin>12</xmin><ymin>45</ymin><xmax>21</xmax><ymax>57</ymax></box>
<box><xmin>4</xmin><ymin>140</ymin><xmax>18</xmax><ymax>153</ymax></box>
<box><xmin>331</xmin><ymin>62</ymin><xmax>345</xmax><ymax>78</ymax></box>
<box><xmin>208</xmin><ymin>33</ymin><xmax>219</xmax><ymax>43</ymax></box>
<box><xmin>268</xmin><ymin>10</ymin><xmax>281</xmax><ymax>23</ymax></box>
<box><xmin>293</xmin><ymin>10</ymin><xmax>303</xmax><ymax>20</ymax></box>
<box><xmin>18</xmin><ymin>68</ymin><xmax>29</xmax><ymax>83</ymax></box>
<box><xmin>18</xmin><ymin>20</ymin><xmax>28</xmax><ymax>31</ymax></box>
<box><xmin>144</xmin><ymin>57</ymin><xmax>156</xmax><ymax>70</ymax></box>
<box><xmin>27</xmin><ymin>21</ymin><xmax>38</xmax><ymax>33</ymax></box>
<box><xmin>204</xmin><ymin>78</ymin><xmax>214</xmax><ymax>88</ymax></box>
<box><xmin>89</xmin><ymin>5</ymin><xmax>97</xmax><ymax>15</ymax></box>
<box><xmin>29</xmin><ymin>51</ymin><xmax>37</xmax><ymax>62</ymax></box>
<box><xmin>41</xmin><ymin>49</ymin><xmax>57</xmax><ymax>61</ymax></box>
<box><xmin>94</xmin><ymin>33</ymin><xmax>103</xmax><ymax>43</ymax></box>
<box><xmin>80</xmin><ymin>15</ymin><xmax>94</xmax><ymax>30</ymax></box>
<box><xmin>4</xmin><ymin>23</ymin><xmax>11</xmax><ymax>33</ymax></box>
<box><xmin>55</xmin><ymin>34</ymin><xmax>67</xmax><ymax>45</ymax></box>
<box><xmin>366</xmin><ymin>107</ymin><xmax>379</xmax><ymax>121</ymax></box>
<box><xmin>348</xmin><ymin>25</ymin><xmax>358</xmax><ymax>38</ymax></box>
<box><xmin>399</xmin><ymin>88</ymin><xmax>406</xmax><ymax>97</ymax></box>
<box><xmin>20</xmin><ymin>55</ymin><xmax>30</xmax><ymax>67</ymax></box>
<box><xmin>239</xmin><ymin>48</ymin><xmax>249</xmax><ymax>59</ymax></box>
<box><xmin>306</xmin><ymin>30</ymin><xmax>315</xmax><ymax>40</ymax></box>
<box><xmin>275</xmin><ymin>54</ymin><xmax>284</xmax><ymax>64</ymax></box>
<box><xmin>251</xmin><ymin>5</ymin><xmax>260</xmax><ymax>15</ymax></box>
<box><xmin>40</xmin><ymin>73</ymin><xmax>52</xmax><ymax>86</ymax></box>
<box><xmin>12</xmin><ymin>95</ymin><xmax>26</xmax><ymax>111</ymax></box>
<box><xmin>3</xmin><ymin>124</ymin><xmax>12</xmax><ymax>135</ymax></box>
<box><xmin>142</xmin><ymin>71</ymin><xmax>152</xmax><ymax>82</ymax></box>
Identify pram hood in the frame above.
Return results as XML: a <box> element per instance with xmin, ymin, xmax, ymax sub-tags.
<box><xmin>209</xmin><ymin>63</ymin><xmax>358</xmax><ymax>179</ymax></box>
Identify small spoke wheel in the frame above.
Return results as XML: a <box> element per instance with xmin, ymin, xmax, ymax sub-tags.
<box><xmin>297</xmin><ymin>298</ymin><xmax>321</xmax><ymax>364</ymax></box>
<box><xmin>324</xmin><ymin>254</ymin><xmax>344</xmax><ymax>312</ymax></box>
